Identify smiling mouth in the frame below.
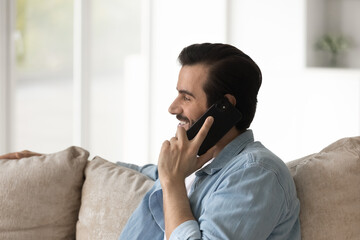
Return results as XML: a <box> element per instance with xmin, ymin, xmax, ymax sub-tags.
<box><xmin>178</xmin><ymin>121</ymin><xmax>188</xmax><ymax>127</ymax></box>
<box><xmin>177</xmin><ymin>115</ymin><xmax>191</xmax><ymax>130</ymax></box>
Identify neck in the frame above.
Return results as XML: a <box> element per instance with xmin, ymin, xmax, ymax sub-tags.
<box><xmin>211</xmin><ymin>127</ymin><xmax>245</xmax><ymax>158</ymax></box>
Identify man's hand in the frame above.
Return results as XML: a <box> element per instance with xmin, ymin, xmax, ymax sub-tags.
<box><xmin>158</xmin><ymin>116</ymin><xmax>214</xmax><ymax>239</ymax></box>
<box><xmin>158</xmin><ymin>116</ymin><xmax>214</xmax><ymax>185</ymax></box>
<box><xmin>0</xmin><ymin>150</ymin><xmax>42</xmax><ymax>160</ymax></box>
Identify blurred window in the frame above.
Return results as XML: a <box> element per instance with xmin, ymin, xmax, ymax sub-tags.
<box><xmin>14</xmin><ymin>0</ymin><xmax>74</xmax><ymax>152</ymax></box>
<box><xmin>12</xmin><ymin>0</ymin><xmax>144</xmax><ymax>162</ymax></box>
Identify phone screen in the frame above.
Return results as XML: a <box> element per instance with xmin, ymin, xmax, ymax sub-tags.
<box><xmin>186</xmin><ymin>97</ymin><xmax>242</xmax><ymax>155</ymax></box>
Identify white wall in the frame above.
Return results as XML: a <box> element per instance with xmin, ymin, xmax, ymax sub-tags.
<box><xmin>228</xmin><ymin>0</ymin><xmax>360</xmax><ymax>161</ymax></box>
<box><xmin>148</xmin><ymin>0</ymin><xmax>227</xmax><ymax>162</ymax></box>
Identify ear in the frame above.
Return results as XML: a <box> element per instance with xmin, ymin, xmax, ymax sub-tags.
<box><xmin>224</xmin><ymin>94</ymin><xmax>236</xmax><ymax>106</ymax></box>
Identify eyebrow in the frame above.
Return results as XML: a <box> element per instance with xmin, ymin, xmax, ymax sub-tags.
<box><xmin>178</xmin><ymin>89</ymin><xmax>196</xmax><ymax>99</ymax></box>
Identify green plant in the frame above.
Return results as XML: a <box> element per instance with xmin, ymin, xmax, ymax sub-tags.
<box><xmin>315</xmin><ymin>34</ymin><xmax>349</xmax><ymax>66</ymax></box>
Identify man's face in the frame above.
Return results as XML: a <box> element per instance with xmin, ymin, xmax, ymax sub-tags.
<box><xmin>168</xmin><ymin>64</ymin><xmax>209</xmax><ymax>131</ymax></box>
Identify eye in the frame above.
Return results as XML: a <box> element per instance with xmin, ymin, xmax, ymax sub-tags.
<box><xmin>183</xmin><ymin>95</ymin><xmax>191</xmax><ymax>101</ymax></box>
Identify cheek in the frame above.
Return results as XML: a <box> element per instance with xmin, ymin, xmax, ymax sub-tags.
<box><xmin>189</xmin><ymin>106</ymin><xmax>207</xmax><ymax>124</ymax></box>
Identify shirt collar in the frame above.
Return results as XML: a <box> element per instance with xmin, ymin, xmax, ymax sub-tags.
<box><xmin>196</xmin><ymin>129</ymin><xmax>254</xmax><ymax>176</ymax></box>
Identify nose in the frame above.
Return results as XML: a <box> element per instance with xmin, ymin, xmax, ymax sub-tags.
<box><xmin>168</xmin><ymin>97</ymin><xmax>181</xmax><ymax>115</ymax></box>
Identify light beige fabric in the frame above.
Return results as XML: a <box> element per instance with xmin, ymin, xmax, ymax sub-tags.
<box><xmin>287</xmin><ymin>137</ymin><xmax>360</xmax><ymax>240</ymax></box>
<box><xmin>0</xmin><ymin>146</ymin><xmax>89</xmax><ymax>240</ymax></box>
<box><xmin>76</xmin><ymin>156</ymin><xmax>154</xmax><ymax>240</ymax></box>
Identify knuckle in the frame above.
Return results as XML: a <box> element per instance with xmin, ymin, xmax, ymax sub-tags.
<box><xmin>162</xmin><ymin>140</ymin><xmax>170</xmax><ymax>147</ymax></box>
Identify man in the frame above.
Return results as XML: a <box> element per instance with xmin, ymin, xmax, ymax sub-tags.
<box><xmin>118</xmin><ymin>43</ymin><xmax>300</xmax><ymax>239</ymax></box>
<box><xmin>1</xmin><ymin>43</ymin><xmax>300</xmax><ymax>239</ymax></box>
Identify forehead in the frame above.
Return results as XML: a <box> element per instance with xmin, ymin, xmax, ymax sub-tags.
<box><xmin>177</xmin><ymin>64</ymin><xmax>208</xmax><ymax>97</ymax></box>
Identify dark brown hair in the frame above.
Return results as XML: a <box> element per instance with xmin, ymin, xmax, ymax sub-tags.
<box><xmin>178</xmin><ymin>43</ymin><xmax>262</xmax><ymax>130</ymax></box>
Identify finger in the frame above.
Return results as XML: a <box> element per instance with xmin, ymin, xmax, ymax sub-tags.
<box><xmin>161</xmin><ymin>140</ymin><xmax>170</xmax><ymax>149</ymax></box>
<box><xmin>158</xmin><ymin>141</ymin><xmax>170</xmax><ymax>165</ymax></box>
<box><xmin>0</xmin><ymin>150</ymin><xmax>43</xmax><ymax>160</ymax></box>
<box><xmin>18</xmin><ymin>150</ymin><xmax>42</xmax><ymax>158</ymax></box>
<box><xmin>176</xmin><ymin>125</ymin><xmax>187</xmax><ymax>142</ymax></box>
<box><xmin>169</xmin><ymin>136</ymin><xmax>178</xmax><ymax>145</ymax></box>
<box><xmin>0</xmin><ymin>152</ymin><xmax>19</xmax><ymax>159</ymax></box>
<box><xmin>193</xmin><ymin>116</ymin><xmax>214</xmax><ymax>147</ymax></box>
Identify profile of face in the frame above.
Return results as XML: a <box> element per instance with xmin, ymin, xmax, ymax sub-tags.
<box><xmin>168</xmin><ymin>64</ymin><xmax>209</xmax><ymax>131</ymax></box>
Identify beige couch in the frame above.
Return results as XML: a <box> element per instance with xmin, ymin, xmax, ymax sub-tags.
<box><xmin>0</xmin><ymin>136</ymin><xmax>359</xmax><ymax>240</ymax></box>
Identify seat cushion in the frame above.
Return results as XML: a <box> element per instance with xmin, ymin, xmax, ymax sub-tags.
<box><xmin>287</xmin><ymin>137</ymin><xmax>360</xmax><ymax>240</ymax></box>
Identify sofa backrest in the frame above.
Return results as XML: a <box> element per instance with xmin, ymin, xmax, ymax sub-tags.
<box><xmin>0</xmin><ymin>136</ymin><xmax>358</xmax><ymax>240</ymax></box>
<box><xmin>287</xmin><ymin>136</ymin><xmax>360</xmax><ymax>240</ymax></box>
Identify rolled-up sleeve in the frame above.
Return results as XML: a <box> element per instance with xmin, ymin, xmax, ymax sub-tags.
<box><xmin>170</xmin><ymin>220</ymin><xmax>201</xmax><ymax>240</ymax></box>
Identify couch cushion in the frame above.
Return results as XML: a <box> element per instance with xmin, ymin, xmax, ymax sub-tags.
<box><xmin>76</xmin><ymin>156</ymin><xmax>154</xmax><ymax>239</ymax></box>
<box><xmin>287</xmin><ymin>137</ymin><xmax>360</xmax><ymax>240</ymax></box>
<box><xmin>0</xmin><ymin>146</ymin><xmax>89</xmax><ymax>240</ymax></box>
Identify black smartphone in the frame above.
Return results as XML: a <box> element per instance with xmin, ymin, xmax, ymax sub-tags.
<box><xmin>186</xmin><ymin>97</ymin><xmax>242</xmax><ymax>156</ymax></box>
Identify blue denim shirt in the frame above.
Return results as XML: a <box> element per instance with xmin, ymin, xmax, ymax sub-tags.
<box><xmin>119</xmin><ymin>130</ymin><xmax>301</xmax><ymax>240</ymax></box>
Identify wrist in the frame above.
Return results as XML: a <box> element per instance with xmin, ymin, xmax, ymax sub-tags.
<box><xmin>160</xmin><ymin>176</ymin><xmax>186</xmax><ymax>190</ymax></box>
